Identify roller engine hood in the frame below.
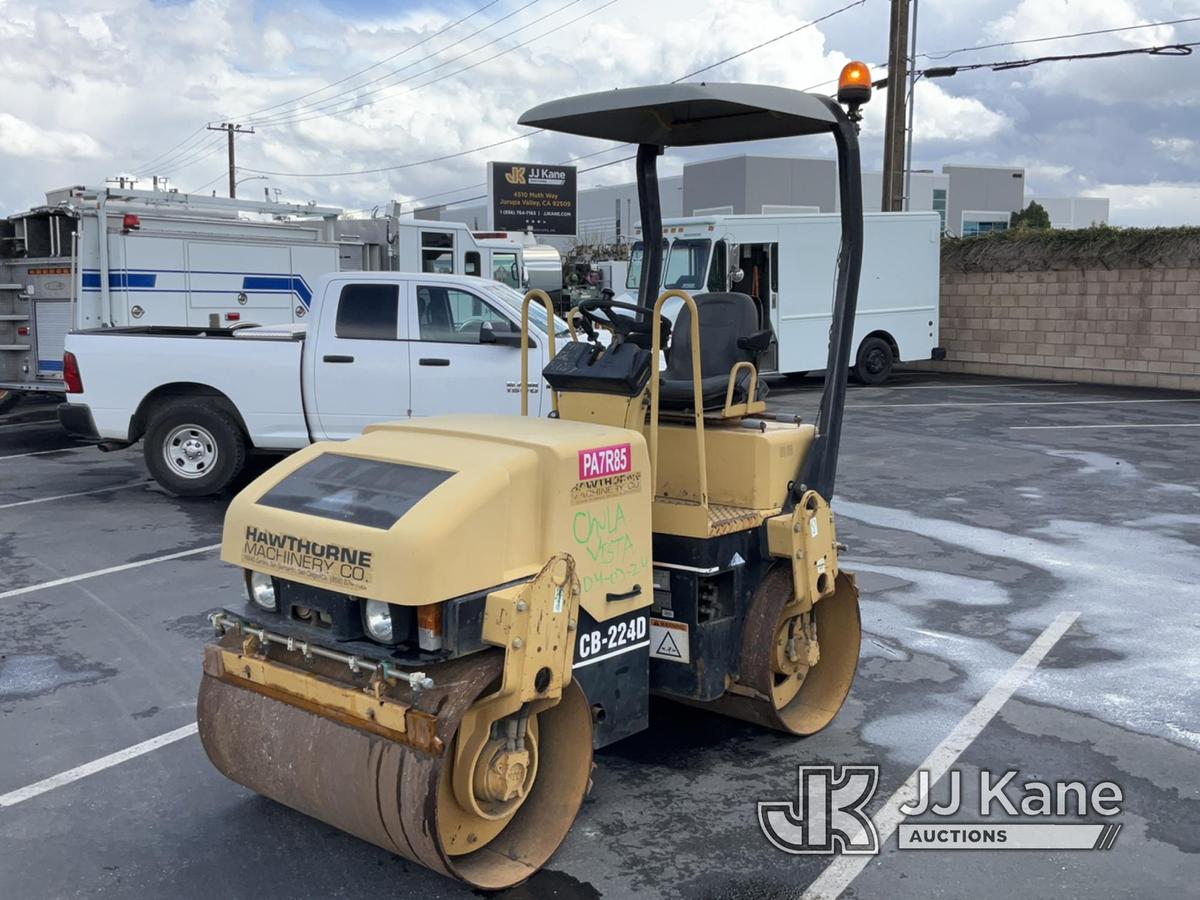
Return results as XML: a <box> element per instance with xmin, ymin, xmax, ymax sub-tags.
<box><xmin>222</xmin><ymin>414</ymin><xmax>653</xmax><ymax>622</ymax></box>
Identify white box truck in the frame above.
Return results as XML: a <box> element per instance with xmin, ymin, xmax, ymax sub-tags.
<box><xmin>622</xmin><ymin>211</ymin><xmax>943</xmax><ymax>383</ymax></box>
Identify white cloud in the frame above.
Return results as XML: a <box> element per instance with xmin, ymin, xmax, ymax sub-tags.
<box><xmin>981</xmin><ymin>0</ymin><xmax>1200</xmax><ymax>106</ymax></box>
<box><xmin>1151</xmin><ymin>136</ymin><xmax>1197</xmax><ymax>161</ymax></box>
<box><xmin>0</xmin><ymin>113</ymin><xmax>103</xmax><ymax>160</ymax></box>
<box><xmin>0</xmin><ymin>0</ymin><xmax>876</xmax><ymax>210</ymax></box>
<box><xmin>1086</xmin><ymin>180</ymin><xmax>1200</xmax><ymax>226</ymax></box>
<box><xmin>909</xmin><ymin>79</ymin><xmax>1009</xmax><ymax>142</ymax></box>
<box><xmin>0</xmin><ymin>0</ymin><xmax>1191</xmax><ymax>230</ymax></box>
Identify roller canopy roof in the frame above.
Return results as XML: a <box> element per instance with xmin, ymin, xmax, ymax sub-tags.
<box><xmin>518</xmin><ymin>82</ymin><xmax>839</xmax><ymax>147</ymax></box>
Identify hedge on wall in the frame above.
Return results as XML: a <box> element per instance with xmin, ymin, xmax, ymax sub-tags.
<box><xmin>941</xmin><ymin>225</ymin><xmax>1200</xmax><ymax>273</ymax></box>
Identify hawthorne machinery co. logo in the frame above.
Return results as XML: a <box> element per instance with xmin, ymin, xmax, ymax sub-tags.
<box><xmin>759</xmin><ymin>765</ymin><xmax>1124</xmax><ymax>854</ymax></box>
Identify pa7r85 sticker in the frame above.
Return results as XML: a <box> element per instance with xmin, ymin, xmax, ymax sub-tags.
<box><xmin>579</xmin><ymin>443</ymin><xmax>632</xmax><ymax>480</ymax></box>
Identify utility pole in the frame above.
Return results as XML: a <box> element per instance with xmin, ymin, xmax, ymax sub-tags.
<box><xmin>880</xmin><ymin>0</ymin><xmax>910</xmax><ymax>212</ymax></box>
<box><xmin>206</xmin><ymin>122</ymin><xmax>255</xmax><ymax>198</ymax></box>
<box><xmin>903</xmin><ymin>0</ymin><xmax>920</xmax><ymax>212</ymax></box>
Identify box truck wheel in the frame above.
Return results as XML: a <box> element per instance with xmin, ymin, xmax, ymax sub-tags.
<box><xmin>144</xmin><ymin>400</ymin><xmax>246</xmax><ymax>496</ymax></box>
<box><xmin>853</xmin><ymin>336</ymin><xmax>893</xmax><ymax>385</ymax></box>
<box><xmin>0</xmin><ymin>389</ymin><xmax>19</xmax><ymax>414</ymax></box>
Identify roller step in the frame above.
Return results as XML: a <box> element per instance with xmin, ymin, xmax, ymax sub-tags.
<box><xmin>0</xmin><ymin>314</ymin><xmax>29</xmax><ymax>321</ymax></box>
<box><xmin>0</xmin><ymin>344</ymin><xmax>31</xmax><ymax>351</ymax></box>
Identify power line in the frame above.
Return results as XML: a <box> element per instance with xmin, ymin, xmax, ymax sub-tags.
<box><xmin>672</xmin><ymin>0</ymin><xmax>868</xmax><ymax>82</ymax></box>
<box><xmin>249</xmin><ymin>0</ymin><xmax>595</xmax><ymax>128</ymax></box>
<box><xmin>154</xmin><ymin>135</ymin><xmax>229</xmax><ymax>176</ymax></box>
<box><xmin>133</xmin><ymin>0</ymin><xmax>523</xmax><ymax>172</ymax></box>
<box><xmin>919</xmin><ymin>15</ymin><xmax>1200</xmax><ymax>61</ymax></box>
<box><xmin>134</xmin><ymin>125</ymin><xmax>207</xmax><ymax>175</ymax></box>
<box><xmin>141</xmin><ymin>131</ymin><xmax>227</xmax><ymax>176</ymax></box>
<box><xmin>235</xmin><ymin>0</ymin><xmax>504</xmax><ymax>120</ymax></box>
<box><xmin>900</xmin><ymin>40</ymin><xmax>1197</xmax><ymax>82</ymax></box>
<box><xmin>189</xmin><ymin>170</ymin><xmax>230</xmax><ymax>194</ymax></box>
<box><xmin>240</xmin><ymin>131</ymin><xmax>547</xmax><ymax>177</ymax></box>
<box><xmin>245</xmin><ymin>0</ymin><xmax>549</xmax><ymax>127</ymax></box>
<box><xmin>239</xmin><ymin>0</ymin><xmax>868</xmax><ymax>180</ymax></box>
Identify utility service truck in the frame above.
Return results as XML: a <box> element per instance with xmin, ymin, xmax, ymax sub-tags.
<box><xmin>60</xmin><ymin>273</ymin><xmax>564</xmax><ymax>495</ymax></box>
<box><xmin>0</xmin><ymin>186</ymin><xmax>346</xmax><ymax>411</ymax></box>
<box><xmin>623</xmin><ymin>211</ymin><xmax>943</xmax><ymax>383</ymax></box>
<box><xmin>0</xmin><ymin>188</ymin><xmax>553</xmax><ymax>411</ymax></box>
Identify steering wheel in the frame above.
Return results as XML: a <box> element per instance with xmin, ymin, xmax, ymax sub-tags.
<box><xmin>575</xmin><ymin>298</ymin><xmax>662</xmax><ymax>342</ymax></box>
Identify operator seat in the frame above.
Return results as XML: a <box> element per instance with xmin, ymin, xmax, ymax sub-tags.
<box><xmin>659</xmin><ymin>292</ymin><xmax>771</xmax><ymax>412</ymax></box>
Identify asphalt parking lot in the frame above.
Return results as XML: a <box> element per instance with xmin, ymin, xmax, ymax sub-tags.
<box><xmin>1</xmin><ymin>372</ymin><xmax>1198</xmax><ymax>900</ymax></box>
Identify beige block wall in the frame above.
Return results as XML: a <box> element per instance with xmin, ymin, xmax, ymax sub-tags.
<box><xmin>915</xmin><ymin>266</ymin><xmax>1200</xmax><ymax>391</ymax></box>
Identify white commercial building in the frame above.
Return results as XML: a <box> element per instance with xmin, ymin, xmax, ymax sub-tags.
<box><xmin>424</xmin><ymin>156</ymin><xmax>1110</xmax><ymax>246</ymax></box>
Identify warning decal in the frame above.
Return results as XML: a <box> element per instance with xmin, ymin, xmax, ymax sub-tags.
<box><xmin>649</xmin><ymin>617</ymin><xmax>689</xmax><ymax>664</ymax></box>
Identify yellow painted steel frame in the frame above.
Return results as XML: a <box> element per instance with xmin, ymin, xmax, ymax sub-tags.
<box><xmin>453</xmin><ymin>553</ymin><xmax>582</xmax><ymax>813</ymax></box>
<box><xmin>520</xmin><ymin>289</ymin><xmax>559</xmax><ymax>416</ymax></box>
<box><xmin>565</xmin><ymin>307</ymin><xmax>584</xmax><ymax>342</ymax></box>
<box><xmin>650</xmin><ymin>289</ymin><xmax>708</xmax><ymax>508</ymax></box>
<box><xmin>204</xmin><ymin>553</ymin><xmax>583</xmax><ymax>764</ymax></box>
<box><xmin>721</xmin><ymin>361</ymin><xmax>766</xmax><ymax>419</ymax></box>
<box><xmin>765</xmin><ymin>489</ymin><xmax>841</xmax><ymax>610</ymax></box>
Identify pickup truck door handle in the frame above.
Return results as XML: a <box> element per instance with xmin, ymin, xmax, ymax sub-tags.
<box><xmin>419</xmin><ymin>358</ymin><xmax>450</xmax><ymax>367</ymax></box>
<box><xmin>323</xmin><ymin>354</ymin><xmax>354</xmax><ymax>363</ymax></box>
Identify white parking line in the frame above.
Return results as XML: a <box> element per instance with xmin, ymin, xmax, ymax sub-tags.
<box><xmin>1012</xmin><ymin>423</ymin><xmax>1200</xmax><ymax>431</ymax></box>
<box><xmin>0</xmin><ymin>544</ymin><xmax>221</xmax><ymax>601</ymax></box>
<box><xmin>849</xmin><ymin>397</ymin><xmax>1200</xmax><ymax>410</ymax></box>
<box><xmin>0</xmin><ymin>479</ymin><xmax>152</xmax><ymax>510</ymax></box>
<box><xmin>800</xmin><ymin>610</ymin><xmax>1079</xmax><ymax>900</ymax></box>
<box><xmin>0</xmin><ymin>446</ymin><xmax>86</xmax><ymax>461</ymax></box>
<box><xmin>0</xmin><ymin>723</ymin><xmax>198</xmax><ymax>808</ymax></box>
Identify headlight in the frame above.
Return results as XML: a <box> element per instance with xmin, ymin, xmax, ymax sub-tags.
<box><xmin>364</xmin><ymin>599</ymin><xmax>394</xmax><ymax>643</ymax></box>
<box><xmin>247</xmin><ymin>570</ymin><xmax>277</xmax><ymax>611</ymax></box>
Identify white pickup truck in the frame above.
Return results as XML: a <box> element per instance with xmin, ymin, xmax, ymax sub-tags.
<box><xmin>60</xmin><ymin>272</ymin><xmax>563</xmax><ymax>495</ymax></box>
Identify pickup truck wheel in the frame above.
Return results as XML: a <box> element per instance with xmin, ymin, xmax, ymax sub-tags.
<box><xmin>853</xmin><ymin>336</ymin><xmax>894</xmax><ymax>385</ymax></box>
<box><xmin>144</xmin><ymin>401</ymin><xmax>246</xmax><ymax>496</ymax></box>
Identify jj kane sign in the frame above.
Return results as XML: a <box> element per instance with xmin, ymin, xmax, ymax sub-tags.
<box><xmin>489</xmin><ymin>161</ymin><xmax>577</xmax><ymax>235</ymax></box>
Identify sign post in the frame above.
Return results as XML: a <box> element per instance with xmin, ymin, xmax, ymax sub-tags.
<box><xmin>488</xmin><ymin>162</ymin><xmax>577</xmax><ymax>236</ymax></box>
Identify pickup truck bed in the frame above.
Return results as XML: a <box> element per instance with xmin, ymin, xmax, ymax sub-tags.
<box><xmin>63</xmin><ymin>325</ymin><xmax>311</xmax><ymax>452</ymax></box>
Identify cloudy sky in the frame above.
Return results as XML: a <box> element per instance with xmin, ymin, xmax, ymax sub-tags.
<box><xmin>0</xmin><ymin>0</ymin><xmax>1197</xmax><ymax>225</ymax></box>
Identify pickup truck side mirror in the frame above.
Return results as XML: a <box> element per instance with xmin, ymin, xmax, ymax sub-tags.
<box><xmin>479</xmin><ymin>323</ymin><xmax>523</xmax><ymax>347</ymax></box>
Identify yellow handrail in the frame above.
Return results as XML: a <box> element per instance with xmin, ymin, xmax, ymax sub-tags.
<box><xmin>520</xmin><ymin>289</ymin><xmax>558</xmax><ymax>416</ymax></box>
<box><xmin>649</xmin><ymin>289</ymin><xmax>708</xmax><ymax>507</ymax></box>
<box><xmin>565</xmin><ymin>307</ymin><xmax>584</xmax><ymax>342</ymax></box>
<box><xmin>723</xmin><ymin>361</ymin><xmax>759</xmax><ymax>415</ymax></box>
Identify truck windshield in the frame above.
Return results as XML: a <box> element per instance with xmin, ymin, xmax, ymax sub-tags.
<box><xmin>491</xmin><ymin>251</ymin><xmax>520</xmax><ymax>287</ymax></box>
<box><xmin>483</xmin><ymin>282</ymin><xmax>570</xmax><ymax>336</ymax></box>
<box><xmin>663</xmin><ymin>239</ymin><xmax>712</xmax><ymax>291</ymax></box>
<box><xmin>625</xmin><ymin>239</ymin><xmax>711</xmax><ymax>292</ymax></box>
<box><xmin>625</xmin><ymin>240</ymin><xmax>668</xmax><ymax>291</ymax></box>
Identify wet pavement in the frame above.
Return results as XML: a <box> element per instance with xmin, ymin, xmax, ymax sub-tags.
<box><xmin>0</xmin><ymin>374</ymin><xmax>1197</xmax><ymax>899</ymax></box>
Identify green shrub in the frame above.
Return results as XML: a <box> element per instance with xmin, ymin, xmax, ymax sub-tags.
<box><xmin>942</xmin><ymin>225</ymin><xmax>1200</xmax><ymax>272</ymax></box>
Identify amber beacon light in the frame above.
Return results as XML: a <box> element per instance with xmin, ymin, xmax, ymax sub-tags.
<box><xmin>837</xmin><ymin>60</ymin><xmax>872</xmax><ymax>106</ymax></box>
